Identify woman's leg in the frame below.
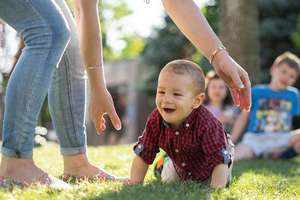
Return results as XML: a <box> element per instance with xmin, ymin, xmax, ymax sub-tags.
<box><xmin>49</xmin><ymin>0</ymin><xmax>106</xmax><ymax>177</ymax></box>
<box><xmin>0</xmin><ymin>0</ymin><xmax>70</xmax><ymax>183</ymax></box>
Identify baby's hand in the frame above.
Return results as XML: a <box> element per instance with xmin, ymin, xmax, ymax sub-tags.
<box><xmin>119</xmin><ymin>177</ymin><xmax>132</xmax><ymax>185</ymax></box>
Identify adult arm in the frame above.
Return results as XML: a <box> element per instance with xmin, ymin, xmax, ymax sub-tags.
<box><xmin>74</xmin><ymin>0</ymin><xmax>121</xmax><ymax>133</ymax></box>
<box><xmin>161</xmin><ymin>0</ymin><xmax>251</xmax><ymax>111</ymax></box>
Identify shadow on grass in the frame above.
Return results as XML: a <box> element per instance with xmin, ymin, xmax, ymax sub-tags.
<box><xmin>233</xmin><ymin>157</ymin><xmax>300</xmax><ymax>178</ymax></box>
<box><xmin>85</xmin><ymin>180</ymin><xmax>212</xmax><ymax>200</ymax></box>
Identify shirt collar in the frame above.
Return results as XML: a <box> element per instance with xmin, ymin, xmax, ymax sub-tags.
<box><xmin>161</xmin><ymin>108</ymin><xmax>199</xmax><ymax>130</ymax></box>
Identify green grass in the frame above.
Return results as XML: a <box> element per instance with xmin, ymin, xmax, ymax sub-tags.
<box><xmin>0</xmin><ymin>143</ymin><xmax>300</xmax><ymax>200</ymax></box>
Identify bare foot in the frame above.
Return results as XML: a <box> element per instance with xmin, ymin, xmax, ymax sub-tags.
<box><xmin>0</xmin><ymin>155</ymin><xmax>46</xmax><ymax>184</ymax></box>
<box><xmin>0</xmin><ymin>155</ymin><xmax>71</xmax><ymax>189</ymax></box>
<box><xmin>63</xmin><ymin>153</ymin><xmax>115</xmax><ymax>179</ymax></box>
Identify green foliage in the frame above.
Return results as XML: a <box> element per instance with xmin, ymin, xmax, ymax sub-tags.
<box><xmin>104</xmin><ymin>1</ymin><xmax>132</xmax><ymax>20</ymax></box>
<box><xmin>292</xmin><ymin>14</ymin><xmax>300</xmax><ymax>50</ymax></box>
<box><xmin>100</xmin><ymin>0</ymin><xmax>134</xmax><ymax>60</ymax></box>
<box><xmin>65</xmin><ymin>0</ymin><xmax>141</xmax><ymax>61</ymax></box>
<box><xmin>0</xmin><ymin>143</ymin><xmax>299</xmax><ymax>199</ymax></box>
<box><xmin>121</xmin><ymin>34</ymin><xmax>145</xmax><ymax>59</ymax></box>
<box><xmin>258</xmin><ymin>0</ymin><xmax>300</xmax><ymax>83</ymax></box>
<box><xmin>142</xmin><ymin>15</ymin><xmax>196</xmax><ymax>69</ymax></box>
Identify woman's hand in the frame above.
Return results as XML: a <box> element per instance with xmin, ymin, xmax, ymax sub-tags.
<box><xmin>88</xmin><ymin>88</ymin><xmax>121</xmax><ymax>134</ymax></box>
<box><xmin>213</xmin><ymin>51</ymin><xmax>251</xmax><ymax>111</ymax></box>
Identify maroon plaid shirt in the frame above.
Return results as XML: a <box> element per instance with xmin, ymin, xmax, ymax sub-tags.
<box><xmin>133</xmin><ymin>105</ymin><xmax>231</xmax><ymax>182</ymax></box>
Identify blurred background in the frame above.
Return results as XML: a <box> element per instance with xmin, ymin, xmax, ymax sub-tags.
<box><xmin>0</xmin><ymin>0</ymin><xmax>300</xmax><ymax>146</ymax></box>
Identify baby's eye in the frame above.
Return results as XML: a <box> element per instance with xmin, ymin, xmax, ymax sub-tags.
<box><xmin>157</xmin><ymin>90</ymin><xmax>165</xmax><ymax>94</ymax></box>
<box><xmin>174</xmin><ymin>93</ymin><xmax>183</xmax><ymax>96</ymax></box>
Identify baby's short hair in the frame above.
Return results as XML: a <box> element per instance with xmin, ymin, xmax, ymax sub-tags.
<box><xmin>273</xmin><ymin>51</ymin><xmax>300</xmax><ymax>75</ymax></box>
<box><xmin>162</xmin><ymin>59</ymin><xmax>205</xmax><ymax>94</ymax></box>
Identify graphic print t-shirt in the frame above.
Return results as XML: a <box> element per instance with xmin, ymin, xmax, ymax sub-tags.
<box><xmin>247</xmin><ymin>85</ymin><xmax>300</xmax><ymax>134</ymax></box>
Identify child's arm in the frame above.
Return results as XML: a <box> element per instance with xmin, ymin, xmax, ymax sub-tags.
<box><xmin>129</xmin><ymin>156</ymin><xmax>149</xmax><ymax>184</ymax></box>
<box><xmin>231</xmin><ymin>111</ymin><xmax>249</xmax><ymax>143</ymax></box>
<box><xmin>210</xmin><ymin>164</ymin><xmax>229</xmax><ymax>188</ymax></box>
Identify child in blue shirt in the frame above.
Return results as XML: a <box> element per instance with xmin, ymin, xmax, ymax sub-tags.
<box><xmin>231</xmin><ymin>52</ymin><xmax>300</xmax><ymax>160</ymax></box>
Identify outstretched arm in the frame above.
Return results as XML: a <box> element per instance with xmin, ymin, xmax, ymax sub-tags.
<box><xmin>162</xmin><ymin>0</ymin><xmax>251</xmax><ymax>111</ymax></box>
<box><xmin>74</xmin><ymin>0</ymin><xmax>121</xmax><ymax>133</ymax></box>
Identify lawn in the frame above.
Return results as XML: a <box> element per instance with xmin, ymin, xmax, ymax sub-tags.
<box><xmin>0</xmin><ymin>142</ymin><xmax>300</xmax><ymax>200</ymax></box>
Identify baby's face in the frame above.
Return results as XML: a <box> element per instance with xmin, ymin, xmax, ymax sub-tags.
<box><xmin>155</xmin><ymin>70</ymin><xmax>200</xmax><ymax>128</ymax></box>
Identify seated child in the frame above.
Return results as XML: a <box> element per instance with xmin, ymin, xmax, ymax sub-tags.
<box><xmin>127</xmin><ymin>59</ymin><xmax>234</xmax><ymax>188</ymax></box>
<box><xmin>204</xmin><ymin>70</ymin><xmax>239</xmax><ymax>132</ymax></box>
<box><xmin>231</xmin><ymin>52</ymin><xmax>300</xmax><ymax>160</ymax></box>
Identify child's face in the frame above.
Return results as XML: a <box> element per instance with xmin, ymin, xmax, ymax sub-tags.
<box><xmin>271</xmin><ymin>63</ymin><xmax>299</xmax><ymax>90</ymax></box>
<box><xmin>207</xmin><ymin>79</ymin><xmax>227</xmax><ymax>104</ymax></box>
<box><xmin>155</xmin><ymin>70</ymin><xmax>204</xmax><ymax>128</ymax></box>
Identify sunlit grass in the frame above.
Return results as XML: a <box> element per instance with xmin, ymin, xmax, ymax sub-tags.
<box><xmin>0</xmin><ymin>142</ymin><xmax>299</xmax><ymax>200</ymax></box>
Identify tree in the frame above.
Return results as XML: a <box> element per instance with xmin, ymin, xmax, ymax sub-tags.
<box><xmin>142</xmin><ymin>15</ymin><xmax>196</xmax><ymax>70</ymax></box>
<box><xmin>291</xmin><ymin>13</ymin><xmax>300</xmax><ymax>89</ymax></box>
<box><xmin>66</xmin><ymin>0</ymin><xmax>142</xmax><ymax>60</ymax></box>
<box><xmin>219</xmin><ymin>0</ymin><xmax>260</xmax><ymax>85</ymax></box>
<box><xmin>258</xmin><ymin>0</ymin><xmax>300</xmax><ymax>83</ymax></box>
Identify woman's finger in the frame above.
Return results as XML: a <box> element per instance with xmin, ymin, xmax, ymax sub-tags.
<box><xmin>107</xmin><ymin>106</ymin><xmax>122</xmax><ymax>131</ymax></box>
<box><xmin>239</xmin><ymin>71</ymin><xmax>251</xmax><ymax>111</ymax></box>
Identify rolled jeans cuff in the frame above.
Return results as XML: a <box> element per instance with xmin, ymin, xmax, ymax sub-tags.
<box><xmin>1</xmin><ymin>146</ymin><xmax>32</xmax><ymax>159</ymax></box>
<box><xmin>60</xmin><ymin>146</ymin><xmax>87</xmax><ymax>156</ymax></box>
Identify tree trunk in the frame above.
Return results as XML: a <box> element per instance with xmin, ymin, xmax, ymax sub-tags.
<box><xmin>219</xmin><ymin>0</ymin><xmax>260</xmax><ymax>84</ymax></box>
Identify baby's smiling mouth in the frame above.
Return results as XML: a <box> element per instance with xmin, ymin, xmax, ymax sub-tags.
<box><xmin>163</xmin><ymin>108</ymin><xmax>176</xmax><ymax>113</ymax></box>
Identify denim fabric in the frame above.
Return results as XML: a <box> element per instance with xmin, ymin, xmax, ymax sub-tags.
<box><xmin>48</xmin><ymin>0</ymin><xmax>87</xmax><ymax>156</ymax></box>
<box><xmin>0</xmin><ymin>0</ymin><xmax>70</xmax><ymax>158</ymax></box>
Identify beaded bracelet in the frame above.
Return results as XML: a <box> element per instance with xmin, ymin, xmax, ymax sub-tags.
<box><xmin>209</xmin><ymin>46</ymin><xmax>227</xmax><ymax>64</ymax></box>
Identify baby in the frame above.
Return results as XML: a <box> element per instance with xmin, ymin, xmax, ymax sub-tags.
<box><xmin>127</xmin><ymin>59</ymin><xmax>234</xmax><ymax>188</ymax></box>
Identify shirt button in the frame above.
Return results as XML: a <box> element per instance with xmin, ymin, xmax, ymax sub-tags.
<box><xmin>175</xmin><ymin>131</ymin><xmax>180</xmax><ymax>135</ymax></box>
<box><xmin>188</xmin><ymin>172</ymin><xmax>192</xmax><ymax>176</ymax></box>
<box><xmin>185</xmin><ymin>123</ymin><xmax>190</xmax><ymax>128</ymax></box>
<box><xmin>181</xmin><ymin>162</ymin><xmax>186</xmax><ymax>167</ymax></box>
<box><xmin>175</xmin><ymin>149</ymin><xmax>179</xmax><ymax>153</ymax></box>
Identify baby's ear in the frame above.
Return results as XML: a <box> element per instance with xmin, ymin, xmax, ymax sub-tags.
<box><xmin>192</xmin><ymin>93</ymin><xmax>205</xmax><ymax>109</ymax></box>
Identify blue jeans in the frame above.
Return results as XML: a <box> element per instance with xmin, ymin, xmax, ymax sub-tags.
<box><xmin>0</xmin><ymin>0</ymin><xmax>86</xmax><ymax>158</ymax></box>
<box><xmin>48</xmin><ymin>0</ymin><xmax>87</xmax><ymax>156</ymax></box>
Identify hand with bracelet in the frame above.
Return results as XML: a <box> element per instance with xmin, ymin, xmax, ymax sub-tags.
<box><xmin>210</xmin><ymin>47</ymin><xmax>251</xmax><ymax>111</ymax></box>
<box><xmin>74</xmin><ymin>0</ymin><xmax>121</xmax><ymax>134</ymax></box>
